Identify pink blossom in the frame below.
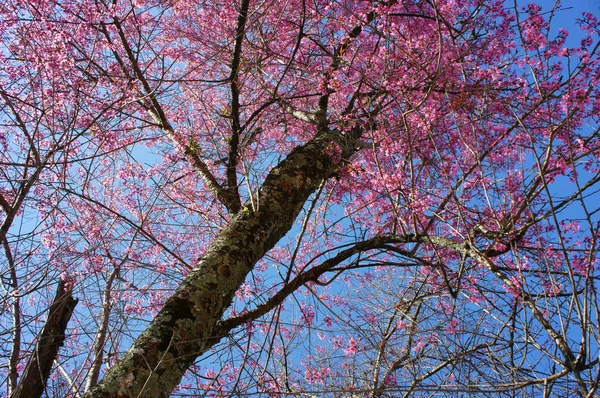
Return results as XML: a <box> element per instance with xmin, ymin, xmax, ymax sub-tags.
<box><xmin>344</xmin><ymin>337</ymin><xmax>358</xmax><ymax>356</ymax></box>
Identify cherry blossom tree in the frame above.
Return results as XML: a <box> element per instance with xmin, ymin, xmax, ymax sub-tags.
<box><xmin>1</xmin><ymin>0</ymin><xmax>600</xmax><ymax>397</ymax></box>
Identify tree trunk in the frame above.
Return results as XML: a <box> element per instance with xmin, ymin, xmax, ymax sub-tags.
<box><xmin>84</xmin><ymin>129</ymin><xmax>356</xmax><ymax>397</ymax></box>
<box><xmin>11</xmin><ymin>279</ymin><xmax>78</xmax><ymax>398</ymax></box>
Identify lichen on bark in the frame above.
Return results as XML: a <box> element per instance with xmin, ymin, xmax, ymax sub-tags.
<box><xmin>84</xmin><ymin>129</ymin><xmax>359</xmax><ymax>397</ymax></box>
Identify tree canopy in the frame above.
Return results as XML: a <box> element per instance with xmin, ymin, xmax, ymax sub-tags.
<box><xmin>1</xmin><ymin>0</ymin><xmax>600</xmax><ymax>396</ymax></box>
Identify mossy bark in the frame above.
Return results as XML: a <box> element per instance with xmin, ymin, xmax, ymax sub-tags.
<box><xmin>84</xmin><ymin>130</ymin><xmax>355</xmax><ymax>397</ymax></box>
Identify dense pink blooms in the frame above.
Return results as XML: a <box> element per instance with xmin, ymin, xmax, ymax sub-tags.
<box><xmin>0</xmin><ymin>0</ymin><xmax>599</xmax><ymax>396</ymax></box>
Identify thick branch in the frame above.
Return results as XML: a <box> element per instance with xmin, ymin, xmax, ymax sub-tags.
<box><xmin>217</xmin><ymin>235</ymin><xmax>414</xmax><ymax>331</ymax></box>
<box><xmin>4</xmin><ymin>239</ymin><xmax>20</xmax><ymax>396</ymax></box>
<box><xmin>110</xmin><ymin>18</ymin><xmax>241</xmax><ymax>214</ymax></box>
<box><xmin>225</xmin><ymin>0</ymin><xmax>250</xmax><ymax>213</ymax></box>
<box><xmin>0</xmin><ymin>164</ymin><xmax>44</xmax><ymax>243</ymax></box>
<box><xmin>84</xmin><ymin>128</ymin><xmax>360</xmax><ymax>398</ymax></box>
<box><xmin>0</xmin><ymin>192</ymin><xmax>10</xmax><ymax>213</ymax></box>
<box><xmin>10</xmin><ymin>280</ymin><xmax>78</xmax><ymax>398</ymax></box>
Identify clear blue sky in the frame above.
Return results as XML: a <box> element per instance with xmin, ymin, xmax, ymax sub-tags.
<box><xmin>536</xmin><ymin>0</ymin><xmax>600</xmax><ymax>47</ymax></box>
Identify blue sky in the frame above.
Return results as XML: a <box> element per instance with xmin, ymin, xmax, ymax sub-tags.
<box><xmin>536</xmin><ymin>0</ymin><xmax>600</xmax><ymax>46</ymax></box>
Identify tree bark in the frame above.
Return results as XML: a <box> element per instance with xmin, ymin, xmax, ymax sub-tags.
<box><xmin>11</xmin><ymin>279</ymin><xmax>78</xmax><ymax>398</ymax></box>
<box><xmin>84</xmin><ymin>128</ymin><xmax>357</xmax><ymax>397</ymax></box>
